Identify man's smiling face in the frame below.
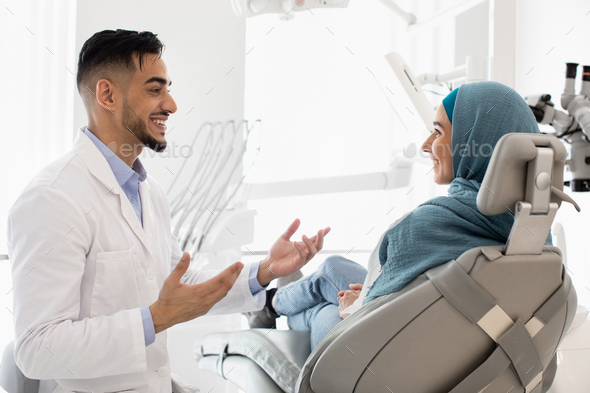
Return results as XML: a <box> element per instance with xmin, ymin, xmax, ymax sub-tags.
<box><xmin>121</xmin><ymin>53</ymin><xmax>177</xmax><ymax>152</ymax></box>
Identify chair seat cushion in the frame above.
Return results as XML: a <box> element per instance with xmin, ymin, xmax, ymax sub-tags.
<box><xmin>195</xmin><ymin>329</ymin><xmax>311</xmax><ymax>392</ymax></box>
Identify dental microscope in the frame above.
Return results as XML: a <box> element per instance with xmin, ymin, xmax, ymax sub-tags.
<box><xmin>527</xmin><ymin>64</ymin><xmax>590</xmax><ymax>392</ymax></box>
<box><xmin>527</xmin><ymin>63</ymin><xmax>590</xmax><ymax>191</ymax></box>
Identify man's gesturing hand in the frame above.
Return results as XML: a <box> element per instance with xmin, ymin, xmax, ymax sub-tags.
<box><xmin>149</xmin><ymin>252</ymin><xmax>243</xmax><ymax>333</ymax></box>
<box><xmin>257</xmin><ymin>219</ymin><xmax>331</xmax><ymax>286</ymax></box>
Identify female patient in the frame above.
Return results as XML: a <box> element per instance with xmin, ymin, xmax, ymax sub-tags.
<box><xmin>246</xmin><ymin>81</ymin><xmax>546</xmax><ymax>350</ymax></box>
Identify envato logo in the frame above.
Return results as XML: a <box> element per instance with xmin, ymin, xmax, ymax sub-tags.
<box><xmin>402</xmin><ymin>141</ymin><xmax>494</xmax><ymax>159</ymax></box>
<box><xmin>102</xmin><ymin>141</ymin><xmax>193</xmax><ymax>159</ymax></box>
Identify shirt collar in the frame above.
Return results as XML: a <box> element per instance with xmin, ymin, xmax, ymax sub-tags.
<box><xmin>83</xmin><ymin>127</ymin><xmax>147</xmax><ymax>187</ymax></box>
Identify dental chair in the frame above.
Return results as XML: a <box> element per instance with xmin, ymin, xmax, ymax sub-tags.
<box><xmin>194</xmin><ymin>133</ymin><xmax>580</xmax><ymax>393</ymax></box>
<box><xmin>0</xmin><ymin>341</ymin><xmax>38</xmax><ymax>393</ymax></box>
<box><xmin>0</xmin><ymin>133</ymin><xmax>580</xmax><ymax>393</ymax></box>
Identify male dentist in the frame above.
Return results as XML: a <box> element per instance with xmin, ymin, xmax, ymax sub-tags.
<box><xmin>7</xmin><ymin>29</ymin><xmax>328</xmax><ymax>393</ymax></box>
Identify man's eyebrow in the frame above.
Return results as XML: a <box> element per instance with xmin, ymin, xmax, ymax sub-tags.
<box><xmin>433</xmin><ymin>121</ymin><xmax>441</xmax><ymax>127</ymax></box>
<box><xmin>144</xmin><ymin>76</ymin><xmax>172</xmax><ymax>86</ymax></box>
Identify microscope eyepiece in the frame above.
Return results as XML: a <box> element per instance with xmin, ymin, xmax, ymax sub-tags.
<box><xmin>569</xmin><ymin>178</ymin><xmax>590</xmax><ymax>192</ymax></box>
<box><xmin>529</xmin><ymin>107</ymin><xmax>545</xmax><ymax>123</ymax></box>
<box><xmin>583</xmin><ymin>66</ymin><xmax>590</xmax><ymax>82</ymax></box>
<box><xmin>566</xmin><ymin>63</ymin><xmax>579</xmax><ymax>79</ymax></box>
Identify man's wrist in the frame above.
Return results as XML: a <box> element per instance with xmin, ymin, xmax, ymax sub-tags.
<box><xmin>149</xmin><ymin>302</ymin><xmax>172</xmax><ymax>334</ymax></box>
<box><xmin>256</xmin><ymin>257</ymin><xmax>275</xmax><ymax>287</ymax></box>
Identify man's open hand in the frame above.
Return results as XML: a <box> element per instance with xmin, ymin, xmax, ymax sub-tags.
<box><xmin>257</xmin><ymin>219</ymin><xmax>331</xmax><ymax>286</ymax></box>
<box><xmin>149</xmin><ymin>252</ymin><xmax>243</xmax><ymax>333</ymax></box>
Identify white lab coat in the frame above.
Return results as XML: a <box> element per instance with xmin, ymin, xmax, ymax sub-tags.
<box><xmin>7</xmin><ymin>129</ymin><xmax>262</xmax><ymax>393</ymax></box>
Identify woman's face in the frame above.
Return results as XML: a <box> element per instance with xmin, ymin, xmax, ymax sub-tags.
<box><xmin>421</xmin><ymin>104</ymin><xmax>454</xmax><ymax>185</ymax></box>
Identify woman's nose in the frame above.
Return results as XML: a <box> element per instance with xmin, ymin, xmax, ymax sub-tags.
<box><xmin>421</xmin><ymin>134</ymin><xmax>433</xmax><ymax>153</ymax></box>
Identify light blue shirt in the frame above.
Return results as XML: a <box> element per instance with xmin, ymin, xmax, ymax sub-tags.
<box><xmin>84</xmin><ymin>128</ymin><xmax>266</xmax><ymax>347</ymax></box>
<box><xmin>84</xmin><ymin>128</ymin><xmax>146</xmax><ymax>225</ymax></box>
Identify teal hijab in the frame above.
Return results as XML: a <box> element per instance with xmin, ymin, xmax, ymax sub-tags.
<box><xmin>365</xmin><ymin>81</ymin><xmax>547</xmax><ymax>304</ymax></box>
<box><xmin>443</xmin><ymin>87</ymin><xmax>459</xmax><ymax>125</ymax></box>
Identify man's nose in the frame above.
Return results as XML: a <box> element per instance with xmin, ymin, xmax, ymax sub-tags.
<box><xmin>163</xmin><ymin>92</ymin><xmax>178</xmax><ymax>114</ymax></box>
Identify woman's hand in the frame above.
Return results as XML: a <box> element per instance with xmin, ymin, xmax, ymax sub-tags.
<box><xmin>337</xmin><ymin>283</ymin><xmax>363</xmax><ymax>310</ymax></box>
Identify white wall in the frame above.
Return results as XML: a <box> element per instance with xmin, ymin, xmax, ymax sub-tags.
<box><xmin>0</xmin><ymin>0</ymin><xmax>77</xmax><ymax>250</ymax></box>
<box><xmin>243</xmin><ymin>0</ymin><xmax>462</xmax><ymax>266</ymax></box>
<box><xmin>73</xmin><ymin>1</ymin><xmax>247</xmax><ymax>391</ymax></box>
<box><xmin>455</xmin><ymin>0</ymin><xmax>488</xmax><ymax>67</ymax></box>
<box><xmin>0</xmin><ymin>0</ymin><xmax>77</xmax><ymax>200</ymax></box>
<box><xmin>515</xmin><ymin>0</ymin><xmax>590</xmax><ymax>307</ymax></box>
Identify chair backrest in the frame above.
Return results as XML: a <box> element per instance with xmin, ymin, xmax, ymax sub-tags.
<box><xmin>297</xmin><ymin>133</ymin><xmax>578</xmax><ymax>393</ymax></box>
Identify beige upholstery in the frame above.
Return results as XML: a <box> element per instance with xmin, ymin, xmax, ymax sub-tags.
<box><xmin>0</xmin><ymin>341</ymin><xmax>39</xmax><ymax>393</ymax></box>
<box><xmin>195</xmin><ymin>133</ymin><xmax>579</xmax><ymax>393</ymax></box>
<box><xmin>477</xmin><ymin>133</ymin><xmax>566</xmax><ymax>215</ymax></box>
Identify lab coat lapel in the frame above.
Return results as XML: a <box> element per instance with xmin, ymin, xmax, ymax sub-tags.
<box><xmin>73</xmin><ymin>128</ymin><xmax>151</xmax><ymax>252</ymax></box>
<box><xmin>139</xmin><ymin>180</ymin><xmax>156</xmax><ymax>248</ymax></box>
<box><xmin>118</xmin><ymin>192</ymin><xmax>151</xmax><ymax>253</ymax></box>
<box><xmin>73</xmin><ymin>129</ymin><xmax>121</xmax><ymax>195</ymax></box>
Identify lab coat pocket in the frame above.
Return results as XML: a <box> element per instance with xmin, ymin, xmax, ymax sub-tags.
<box><xmin>91</xmin><ymin>247</ymin><xmax>141</xmax><ymax>317</ymax></box>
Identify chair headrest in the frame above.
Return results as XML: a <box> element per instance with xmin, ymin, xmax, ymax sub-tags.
<box><xmin>477</xmin><ymin>133</ymin><xmax>567</xmax><ymax>216</ymax></box>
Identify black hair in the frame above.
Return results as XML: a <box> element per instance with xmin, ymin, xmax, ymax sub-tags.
<box><xmin>76</xmin><ymin>29</ymin><xmax>165</xmax><ymax>93</ymax></box>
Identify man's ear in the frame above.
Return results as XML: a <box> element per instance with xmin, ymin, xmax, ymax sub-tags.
<box><xmin>96</xmin><ymin>79</ymin><xmax>117</xmax><ymax>114</ymax></box>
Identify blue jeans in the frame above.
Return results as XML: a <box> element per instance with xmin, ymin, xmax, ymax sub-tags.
<box><xmin>273</xmin><ymin>256</ymin><xmax>368</xmax><ymax>350</ymax></box>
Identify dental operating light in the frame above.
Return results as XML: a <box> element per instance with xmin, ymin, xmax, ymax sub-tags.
<box><xmin>385</xmin><ymin>52</ymin><xmax>436</xmax><ymax>129</ymax></box>
<box><xmin>231</xmin><ymin>0</ymin><xmax>419</xmax><ymax>22</ymax></box>
<box><xmin>231</xmin><ymin>0</ymin><xmax>350</xmax><ymax>19</ymax></box>
<box><xmin>385</xmin><ymin>52</ymin><xmax>488</xmax><ymax>130</ymax></box>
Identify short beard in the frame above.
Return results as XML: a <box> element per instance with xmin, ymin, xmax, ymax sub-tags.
<box><xmin>122</xmin><ymin>99</ymin><xmax>167</xmax><ymax>153</ymax></box>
